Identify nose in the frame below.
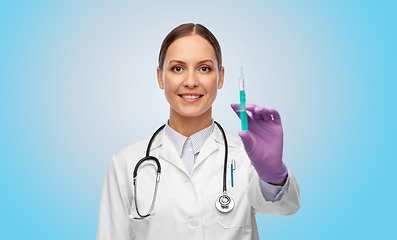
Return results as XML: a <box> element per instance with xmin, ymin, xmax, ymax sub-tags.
<box><xmin>183</xmin><ymin>71</ymin><xmax>198</xmax><ymax>88</ymax></box>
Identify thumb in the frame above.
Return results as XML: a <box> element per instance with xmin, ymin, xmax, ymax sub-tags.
<box><xmin>238</xmin><ymin>130</ymin><xmax>255</xmax><ymax>153</ymax></box>
<box><xmin>230</xmin><ymin>103</ymin><xmax>241</xmax><ymax>119</ymax></box>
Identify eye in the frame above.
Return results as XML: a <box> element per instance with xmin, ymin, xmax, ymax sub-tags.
<box><xmin>171</xmin><ymin>66</ymin><xmax>183</xmax><ymax>73</ymax></box>
<box><xmin>199</xmin><ymin>66</ymin><xmax>211</xmax><ymax>72</ymax></box>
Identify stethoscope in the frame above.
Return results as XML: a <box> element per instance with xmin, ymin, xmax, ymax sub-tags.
<box><xmin>133</xmin><ymin>121</ymin><xmax>235</xmax><ymax>220</ymax></box>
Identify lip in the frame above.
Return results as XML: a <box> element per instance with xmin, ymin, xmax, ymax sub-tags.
<box><xmin>178</xmin><ymin>92</ymin><xmax>203</xmax><ymax>96</ymax></box>
<box><xmin>178</xmin><ymin>93</ymin><xmax>204</xmax><ymax>103</ymax></box>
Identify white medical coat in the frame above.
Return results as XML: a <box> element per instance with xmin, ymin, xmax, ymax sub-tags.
<box><xmin>97</xmin><ymin>125</ymin><xmax>300</xmax><ymax>240</ymax></box>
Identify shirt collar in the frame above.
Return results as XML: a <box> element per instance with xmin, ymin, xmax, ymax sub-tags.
<box><xmin>165</xmin><ymin>120</ymin><xmax>215</xmax><ymax>157</ymax></box>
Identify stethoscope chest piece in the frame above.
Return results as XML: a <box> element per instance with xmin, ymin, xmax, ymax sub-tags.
<box><xmin>215</xmin><ymin>194</ymin><xmax>235</xmax><ymax>213</ymax></box>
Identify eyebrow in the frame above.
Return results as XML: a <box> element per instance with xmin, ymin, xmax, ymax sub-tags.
<box><xmin>168</xmin><ymin>59</ymin><xmax>214</xmax><ymax>65</ymax></box>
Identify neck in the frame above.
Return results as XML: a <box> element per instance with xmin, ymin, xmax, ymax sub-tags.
<box><xmin>168</xmin><ymin>108</ymin><xmax>213</xmax><ymax>137</ymax></box>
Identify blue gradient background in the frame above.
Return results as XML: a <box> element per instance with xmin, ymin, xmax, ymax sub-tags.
<box><xmin>1</xmin><ymin>0</ymin><xmax>396</xmax><ymax>239</ymax></box>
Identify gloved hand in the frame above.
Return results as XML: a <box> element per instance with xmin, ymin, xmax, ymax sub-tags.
<box><xmin>231</xmin><ymin>103</ymin><xmax>288</xmax><ymax>184</ymax></box>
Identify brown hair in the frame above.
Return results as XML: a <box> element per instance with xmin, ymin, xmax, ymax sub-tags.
<box><xmin>158</xmin><ymin>23</ymin><xmax>222</xmax><ymax>71</ymax></box>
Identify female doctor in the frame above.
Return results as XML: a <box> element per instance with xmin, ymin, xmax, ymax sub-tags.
<box><xmin>97</xmin><ymin>23</ymin><xmax>300</xmax><ymax>240</ymax></box>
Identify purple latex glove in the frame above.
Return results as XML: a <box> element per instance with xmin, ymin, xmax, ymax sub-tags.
<box><xmin>231</xmin><ymin>103</ymin><xmax>288</xmax><ymax>184</ymax></box>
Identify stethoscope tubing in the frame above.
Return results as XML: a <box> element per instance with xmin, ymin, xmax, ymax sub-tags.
<box><xmin>133</xmin><ymin>121</ymin><xmax>233</xmax><ymax>219</ymax></box>
<box><xmin>133</xmin><ymin>124</ymin><xmax>165</xmax><ymax>219</ymax></box>
<box><xmin>214</xmin><ymin>121</ymin><xmax>228</xmax><ymax>194</ymax></box>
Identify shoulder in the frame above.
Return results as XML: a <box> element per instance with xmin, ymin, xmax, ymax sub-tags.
<box><xmin>213</xmin><ymin>123</ymin><xmax>243</xmax><ymax>150</ymax></box>
<box><xmin>110</xmin><ymin>136</ymin><xmax>152</xmax><ymax>167</ymax></box>
<box><xmin>110</xmin><ymin>125</ymin><xmax>166</xmax><ymax>165</ymax></box>
<box><xmin>213</xmin><ymin>125</ymin><xmax>252</xmax><ymax>168</ymax></box>
<box><xmin>225</xmin><ymin>130</ymin><xmax>243</xmax><ymax>148</ymax></box>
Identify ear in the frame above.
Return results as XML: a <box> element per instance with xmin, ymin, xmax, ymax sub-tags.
<box><xmin>157</xmin><ymin>67</ymin><xmax>164</xmax><ymax>89</ymax></box>
<box><xmin>217</xmin><ymin>67</ymin><xmax>225</xmax><ymax>89</ymax></box>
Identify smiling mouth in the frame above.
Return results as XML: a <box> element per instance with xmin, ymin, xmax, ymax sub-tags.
<box><xmin>179</xmin><ymin>95</ymin><xmax>204</xmax><ymax>99</ymax></box>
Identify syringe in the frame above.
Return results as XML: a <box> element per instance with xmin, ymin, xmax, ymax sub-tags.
<box><xmin>239</xmin><ymin>47</ymin><xmax>248</xmax><ymax>131</ymax></box>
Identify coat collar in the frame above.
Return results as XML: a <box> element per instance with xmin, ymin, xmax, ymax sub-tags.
<box><xmin>143</xmin><ymin>129</ymin><xmax>188</xmax><ymax>174</ymax></box>
<box><xmin>144</xmin><ymin>123</ymin><xmax>237</xmax><ymax>175</ymax></box>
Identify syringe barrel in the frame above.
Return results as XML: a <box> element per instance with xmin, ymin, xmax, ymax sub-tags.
<box><xmin>239</xmin><ymin>90</ymin><xmax>248</xmax><ymax>131</ymax></box>
<box><xmin>239</xmin><ymin>75</ymin><xmax>245</xmax><ymax>91</ymax></box>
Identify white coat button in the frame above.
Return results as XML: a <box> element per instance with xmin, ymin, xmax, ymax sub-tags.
<box><xmin>190</xmin><ymin>219</ymin><xmax>198</xmax><ymax>226</ymax></box>
<box><xmin>187</xmin><ymin>139</ymin><xmax>192</xmax><ymax>143</ymax></box>
<box><xmin>188</xmin><ymin>148</ymin><xmax>192</xmax><ymax>152</ymax></box>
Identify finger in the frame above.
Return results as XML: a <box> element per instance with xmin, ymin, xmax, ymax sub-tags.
<box><xmin>245</xmin><ymin>103</ymin><xmax>257</xmax><ymax>113</ymax></box>
<box><xmin>267</xmin><ymin>108</ymin><xmax>282</xmax><ymax>125</ymax></box>
<box><xmin>230</xmin><ymin>103</ymin><xmax>241</xmax><ymax>119</ymax></box>
<box><xmin>244</xmin><ymin>104</ymin><xmax>262</xmax><ymax>121</ymax></box>
<box><xmin>253</xmin><ymin>106</ymin><xmax>271</xmax><ymax>121</ymax></box>
<box><xmin>246</xmin><ymin>104</ymin><xmax>271</xmax><ymax>121</ymax></box>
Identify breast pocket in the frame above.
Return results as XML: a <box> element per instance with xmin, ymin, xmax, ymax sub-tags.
<box><xmin>129</xmin><ymin>213</ymin><xmax>151</xmax><ymax>239</ymax></box>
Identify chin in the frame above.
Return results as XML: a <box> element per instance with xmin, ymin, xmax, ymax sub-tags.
<box><xmin>178</xmin><ymin>111</ymin><xmax>206</xmax><ymax>118</ymax></box>
<box><xmin>176</xmin><ymin>108</ymin><xmax>210</xmax><ymax>118</ymax></box>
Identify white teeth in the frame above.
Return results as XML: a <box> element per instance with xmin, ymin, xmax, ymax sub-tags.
<box><xmin>181</xmin><ymin>95</ymin><xmax>201</xmax><ymax>99</ymax></box>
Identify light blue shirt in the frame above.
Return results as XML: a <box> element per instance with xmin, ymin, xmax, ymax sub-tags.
<box><xmin>164</xmin><ymin>120</ymin><xmax>290</xmax><ymax>202</ymax></box>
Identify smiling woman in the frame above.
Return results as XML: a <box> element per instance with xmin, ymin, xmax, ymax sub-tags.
<box><xmin>97</xmin><ymin>23</ymin><xmax>300</xmax><ymax>240</ymax></box>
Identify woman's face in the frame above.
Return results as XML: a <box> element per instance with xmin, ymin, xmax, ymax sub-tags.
<box><xmin>157</xmin><ymin>34</ymin><xmax>224</xmax><ymax>119</ymax></box>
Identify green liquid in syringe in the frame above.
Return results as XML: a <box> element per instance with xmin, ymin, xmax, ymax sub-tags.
<box><xmin>239</xmin><ymin>90</ymin><xmax>248</xmax><ymax>131</ymax></box>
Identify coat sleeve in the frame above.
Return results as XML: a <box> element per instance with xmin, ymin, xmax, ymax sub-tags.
<box><xmin>248</xmin><ymin>167</ymin><xmax>300</xmax><ymax>215</ymax></box>
<box><xmin>97</xmin><ymin>155</ymin><xmax>133</xmax><ymax>240</ymax></box>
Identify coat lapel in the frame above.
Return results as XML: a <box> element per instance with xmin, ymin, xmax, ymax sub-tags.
<box><xmin>194</xmin><ymin>133</ymin><xmax>219</xmax><ymax>169</ymax></box>
<box><xmin>194</xmin><ymin>124</ymin><xmax>237</xmax><ymax>170</ymax></box>
<box><xmin>158</xmin><ymin>132</ymin><xmax>189</xmax><ymax>175</ymax></box>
